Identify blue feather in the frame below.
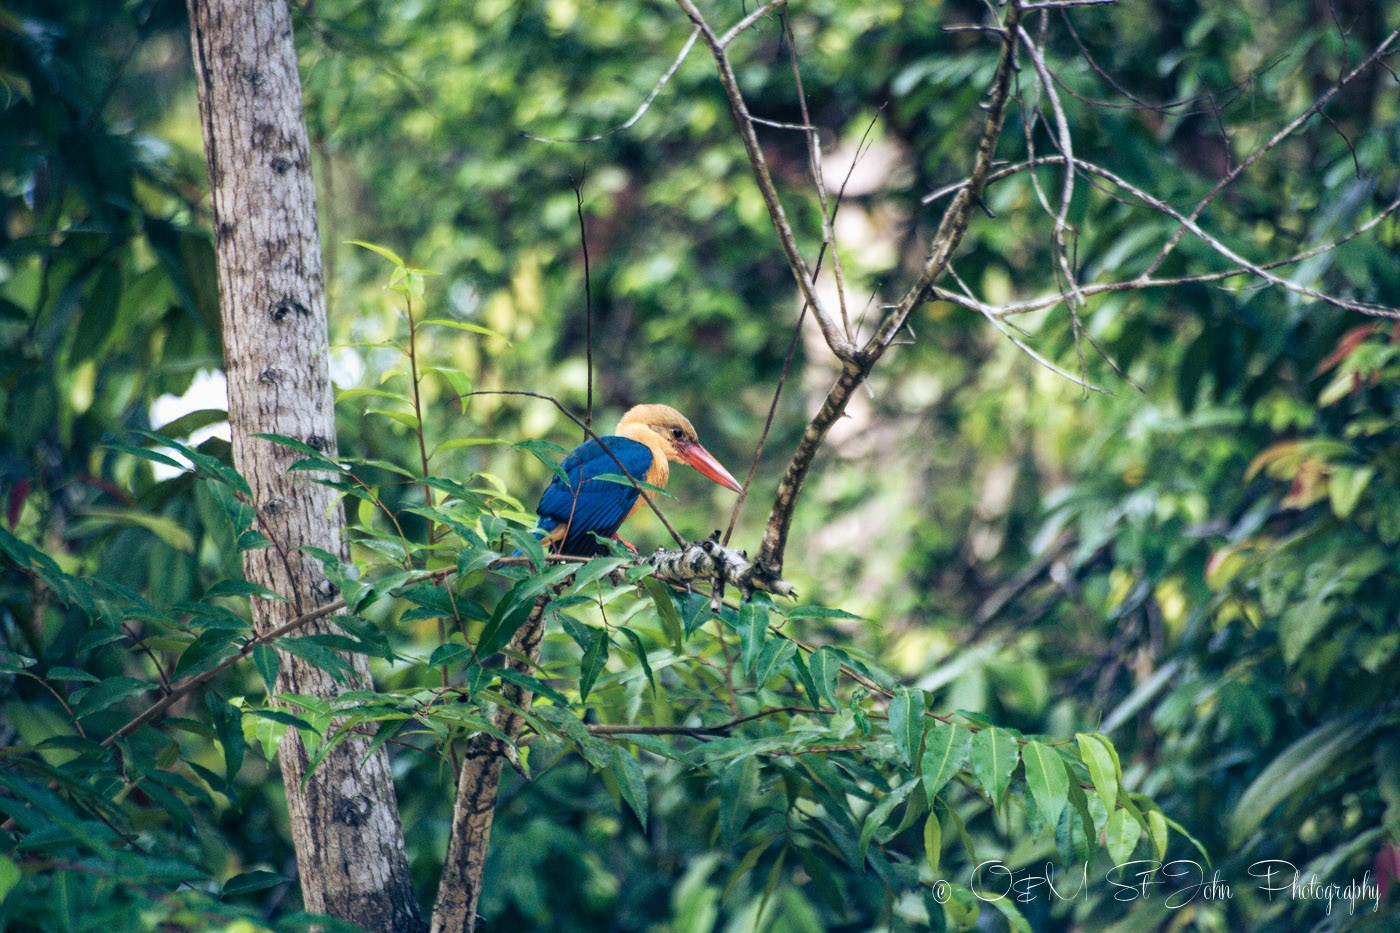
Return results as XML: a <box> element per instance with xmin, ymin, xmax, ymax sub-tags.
<box><xmin>534</xmin><ymin>435</ymin><xmax>655</xmax><ymax>555</ymax></box>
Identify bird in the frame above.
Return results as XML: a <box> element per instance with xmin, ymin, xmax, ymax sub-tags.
<box><xmin>533</xmin><ymin>404</ymin><xmax>743</xmax><ymax>556</ymax></box>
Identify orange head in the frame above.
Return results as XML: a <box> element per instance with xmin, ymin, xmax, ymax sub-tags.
<box><xmin>615</xmin><ymin>404</ymin><xmax>743</xmax><ymax>492</ymax></box>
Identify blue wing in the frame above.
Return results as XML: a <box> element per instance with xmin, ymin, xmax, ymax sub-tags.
<box><xmin>535</xmin><ymin>435</ymin><xmax>654</xmax><ymax>555</ymax></box>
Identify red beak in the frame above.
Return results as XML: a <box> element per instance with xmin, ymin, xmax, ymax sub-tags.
<box><xmin>677</xmin><ymin>441</ymin><xmax>743</xmax><ymax>493</ymax></box>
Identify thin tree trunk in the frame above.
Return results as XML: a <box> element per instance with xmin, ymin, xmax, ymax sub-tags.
<box><xmin>431</xmin><ymin>599</ymin><xmax>549</xmax><ymax>933</ymax></box>
<box><xmin>186</xmin><ymin>1</ymin><xmax>423</xmax><ymax>929</ymax></box>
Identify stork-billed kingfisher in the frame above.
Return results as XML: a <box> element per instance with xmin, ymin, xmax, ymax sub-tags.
<box><xmin>533</xmin><ymin>404</ymin><xmax>744</xmax><ymax>556</ymax></box>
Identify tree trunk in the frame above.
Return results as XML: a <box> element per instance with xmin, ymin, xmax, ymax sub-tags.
<box><xmin>186</xmin><ymin>1</ymin><xmax>423</xmax><ymax>929</ymax></box>
<box><xmin>430</xmin><ymin>600</ymin><xmax>548</xmax><ymax>933</ymax></box>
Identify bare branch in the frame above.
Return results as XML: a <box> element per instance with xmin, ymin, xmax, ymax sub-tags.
<box><xmin>673</xmin><ymin>0</ymin><xmax>856</xmax><ymax>361</ymax></box>
<box><xmin>752</xmin><ymin>0</ymin><xmax>1024</xmax><ymax>581</ymax></box>
<box><xmin>1023</xmin><ymin>0</ymin><xmax>1115</xmax><ymax>8</ymax></box>
<box><xmin>1074</xmin><ymin>159</ymin><xmax>1400</xmax><ymax>317</ymax></box>
<box><xmin>1018</xmin><ymin>19</ymin><xmax>1089</xmax><ymax>381</ymax></box>
<box><xmin>588</xmin><ymin>705</ymin><xmax>829</xmax><ymax>738</ymax></box>
<box><xmin>920</xmin><ymin>155</ymin><xmax>1070</xmax><ymax>204</ymax></box>
<box><xmin>782</xmin><ymin>11</ymin><xmax>851</xmax><ymax>340</ymax></box>
<box><xmin>1141</xmin><ymin>26</ymin><xmax>1400</xmax><ymax>278</ymax></box>
<box><xmin>522</xmin><ymin>29</ymin><xmax>700</xmax><ymax>143</ymax></box>
<box><xmin>923</xmin><ymin>150</ymin><xmax>1400</xmax><ymax>322</ymax></box>
<box><xmin>647</xmin><ymin>531</ymin><xmax>796</xmax><ymax>598</ymax></box>
<box><xmin>718</xmin><ymin>0</ymin><xmax>788</xmax><ymax>48</ymax></box>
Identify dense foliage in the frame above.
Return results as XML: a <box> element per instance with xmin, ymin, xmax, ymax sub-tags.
<box><xmin>2</xmin><ymin>0</ymin><xmax>1397</xmax><ymax>930</ymax></box>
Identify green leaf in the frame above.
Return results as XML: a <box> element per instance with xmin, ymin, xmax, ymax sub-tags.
<box><xmin>514</xmin><ymin>439</ymin><xmax>573</xmax><ymax>487</ymax></box>
<box><xmin>250</xmin><ymin>433</ymin><xmax>328</xmax><ymax>456</ymax></box>
<box><xmin>753</xmin><ymin>639</ymin><xmax>795</xmax><ymax>690</ymax></box>
<box><xmin>221</xmin><ymin>869</ymin><xmax>286</xmax><ymax>897</ymax></box>
<box><xmin>642</xmin><ymin>577</ymin><xmax>684</xmax><ymax>651</ymax></box>
<box><xmin>1147</xmin><ymin>808</ymin><xmax>1169</xmax><ymax>860</ymax></box>
<box><xmin>570</xmin><ymin>556</ymin><xmax>628</xmax><ymax>592</ymax></box>
<box><xmin>154</xmin><ymin>408</ymin><xmax>228</xmax><ymax>439</ymax></box>
<box><xmin>1106</xmin><ymin>807</ymin><xmax>1142</xmax><ymax>863</ymax></box>
<box><xmin>0</xmin><ymin>854</ymin><xmax>20</xmax><ymax>904</ymax></box>
<box><xmin>430</xmin><ymin>437</ymin><xmax>504</xmax><ymax>459</ymax></box>
<box><xmin>719</xmin><ymin>757</ymin><xmax>759</xmax><ymax>848</ymax></box>
<box><xmin>208</xmin><ymin>694</ymin><xmax>245</xmax><ymax>785</ymax></box>
<box><xmin>1057</xmin><ymin>781</ymin><xmax>1094</xmax><ymax>864</ymax></box>
<box><xmin>366</xmin><ymin>408</ymin><xmax>421</xmax><ymax>430</ymax></box>
<box><xmin>174</xmin><ymin>630</ymin><xmax>240</xmax><ymax>679</ymax></box>
<box><xmin>1076</xmin><ymin>733</ymin><xmax>1119</xmax><ymax>819</ymax></box>
<box><xmin>616</xmin><ymin>627</ymin><xmax>656</xmax><ymax>695</ymax></box>
<box><xmin>739</xmin><ymin>601</ymin><xmax>767</xmax><ymax>674</ymax></box>
<box><xmin>985</xmin><ymin>895</ymin><xmax>1032</xmax><ymax>933</ymax></box>
<box><xmin>579</xmin><ymin>628</ymin><xmax>609</xmax><ymax>702</ymax></box>
<box><xmin>477</xmin><ymin>581</ymin><xmax>539</xmax><ymax>657</ymax></box>
<box><xmin>203</xmin><ymin>579</ymin><xmax>284</xmax><ymax>601</ymax></box>
<box><xmin>808</xmin><ymin>646</ymin><xmax>843</xmax><ymax>709</ymax></box>
<box><xmin>721</xmin><ymin>837</ymin><xmax>775</xmax><ymax>907</ymax></box>
<box><xmin>73</xmin><ymin>676</ymin><xmax>152</xmax><ymax>719</ymax></box>
<box><xmin>612</xmin><ymin>745</ymin><xmax>649</xmax><ymax>829</ymax></box>
<box><xmin>924</xmin><ymin>809</ymin><xmax>943</xmax><ymax>875</ymax></box>
<box><xmin>495</xmin><ymin>667</ymin><xmax>569</xmax><ymax>706</ymax></box>
<box><xmin>1022</xmin><ymin>740</ymin><xmax>1070</xmax><ymax>830</ymax></box>
<box><xmin>347</xmin><ymin>239</ymin><xmax>406</xmax><ymax>268</ymax></box>
<box><xmin>591</xmin><ymin>474</ymin><xmax>674</xmax><ymax>498</ymax></box>
<box><xmin>424</xmin><ymin>367</ymin><xmax>472</xmax><ymax>412</ymax></box>
<box><xmin>888</xmin><ymin>687</ymin><xmax>926</xmax><ymax>769</ymax></box>
<box><xmin>334</xmin><ymin>387</ymin><xmax>407</xmax><ymax>404</ymax></box>
<box><xmin>44</xmin><ymin>666</ymin><xmax>98</xmax><ymax>683</ymax></box>
<box><xmin>859</xmin><ymin>778</ymin><xmax>919</xmax><ymax>860</ymax></box>
<box><xmin>969</xmin><ymin>727</ymin><xmax>1019</xmax><ymax>807</ymax></box>
<box><xmin>419</xmin><ymin>318</ymin><xmax>505</xmax><ymax>339</ymax></box>
<box><xmin>73</xmin><ymin>508</ymin><xmax>195</xmax><ymax>553</ymax></box>
<box><xmin>456</xmin><ymin>548</ymin><xmax>500</xmax><ymax>583</ymax></box>
<box><xmin>1228</xmin><ymin>715</ymin><xmax>1371</xmax><ymax>845</ymax></box>
<box><xmin>252</xmin><ymin>644</ymin><xmax>280</xmax><ymax>693</ymax></box>
<box><xmin>788</xmin><ymin>650</ymin><xmax>824</xmax><ymax>711</ymax></box>
<box><xmin>0</xmin><ymin>650</ymin><xmax>37</xmax><ymax>674</ymax></box>
<box><xmin>106</xmin><ymin>443</ymin><xmax>184</xmax><ymax>470</ymax></box>
<box><xmin>277</xmin><ymin>637</ymin><xmax>355</xmax><ymax>683</ymax></box>
<box><xmin>785</xmin><ymin>606</ymin><xmax>865</xmax><ymax>621</ymax></box>
<box><xmin>1328</xmin><ymin>464</ymin><xmax>1374</xmax><ymax>518</ymax></box>
<box><xmin>921</xmin><ymin>722</ymin><xmax>972</xmax><ymax>800</ymax></box>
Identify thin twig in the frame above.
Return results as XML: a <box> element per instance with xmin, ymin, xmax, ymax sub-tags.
<box><xmin>674</xmin><ymin>0</ymin><xmax>855</xmax><ymax>360</ymax></box>
<box><xmin>753</xmin><ymin>0</ymin><xmax>1024</xmax><ymax>581</ymax></box>
<box><xmin>522</xmin><ymin>29</ymin><xmax>700</xmax><ymax>143</ymax></box>
<box><xmin>720</xmin><ymin>107</ymin><xmax>886</xmax><ymax>551</ymax></box>
<box><xmin>587</xmin><ymin>705</ymin><xmax>829</xmax><ymax>737</ymax></box>
<box><xmin>573</xmin><ymin>178</ymin><xmax>594</xmax><ymax>430</ymax></box>
<box><xmin>782</xmin><ymin>11</ymin><xmax>851</xmax><ymax>339</ymax></box>
<box><xmin>1141</xmin><ymin>26</ymin><xmax>1400</xmax><ymax>278</ymax></box>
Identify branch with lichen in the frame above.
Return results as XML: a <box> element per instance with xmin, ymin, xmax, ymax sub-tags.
<box><xmin>645</xmin><ymin>531</ymin><xmax>796</xmax><ymax>599</ymax></box>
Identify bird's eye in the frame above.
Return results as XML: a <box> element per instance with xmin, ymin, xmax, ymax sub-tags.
<box><xmin>671</xmin><ymin>427</ymin><xmax>684</xmax><ymax>440</ymax></box>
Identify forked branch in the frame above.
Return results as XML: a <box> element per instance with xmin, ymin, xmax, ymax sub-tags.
<box><xmin>749</xmin><ymin>0</ymin><xmax>1024</xmax><ymax>583</ymax></box>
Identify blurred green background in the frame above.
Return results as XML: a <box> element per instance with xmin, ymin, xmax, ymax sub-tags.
<box><xmin>2</xmin><ymin>0</ymin><xmax>1398</xmax><ymax>929</ymax></box>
